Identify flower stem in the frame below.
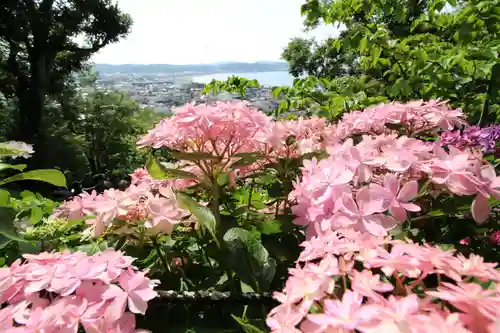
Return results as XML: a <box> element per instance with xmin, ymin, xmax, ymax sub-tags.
<box><xmin>211</xmin><ymin>182</ymin><xmax>221</xmax><ymax>226</ymax></box>
<box><xmin>151</xmin><ymin>237</ymin><xmax>170</xmax><ymax>273</ymax></box>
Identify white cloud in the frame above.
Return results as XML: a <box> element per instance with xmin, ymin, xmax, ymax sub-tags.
<box><xmin>90</xmin><ymin>0</ymin><xmax>339</xmax><ymax>64</ymax></box>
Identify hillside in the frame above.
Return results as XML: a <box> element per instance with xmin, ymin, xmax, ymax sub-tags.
<box><xmin>94</xmin><ymin>61</ymin><xmax>289</xmax><ymax>74</ymax></box>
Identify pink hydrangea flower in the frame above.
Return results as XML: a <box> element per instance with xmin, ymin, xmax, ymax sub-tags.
<box><xmin>0</xmin><ymin>250</ymin><xmax>158</xmax><ymax>333</ymax></box>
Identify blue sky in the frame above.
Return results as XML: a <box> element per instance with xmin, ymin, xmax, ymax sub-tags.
<box><xmin>90</xmin><ymin>0</ymin><xmax>339</xmax><ymax>65</ymax></box>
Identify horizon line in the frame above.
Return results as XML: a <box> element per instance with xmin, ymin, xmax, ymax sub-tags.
<box><xmin>93</xmin><ymin>61</ymin><xmax>288</xmax><ymax>66</ymax></box>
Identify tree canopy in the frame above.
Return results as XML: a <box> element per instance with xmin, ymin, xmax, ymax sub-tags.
<box><xmin>279</xmin><ymin>0</ymin><xmax>500</xmax><ymax>123</ymax></box>
<box><xmin>0</xmin><ymin>0</ymin><xmax>132</xmax><ymax>144</ymax></box>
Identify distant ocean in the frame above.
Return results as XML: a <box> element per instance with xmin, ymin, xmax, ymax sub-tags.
<box><xmin>192</xmin><ymin>71</ymin><xmax>294</xmax><ymax>87</ymax></box>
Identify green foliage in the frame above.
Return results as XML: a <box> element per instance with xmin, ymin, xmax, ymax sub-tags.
<box><xmin>231</xmin><ymin>314</ymin><xmax>265</xmax><ymax>333</ymax></box>
<box><xmin>223</xmin><ymin>227</ymin><xmax>277</xmax><ymax>292</ymax></box>
<box><xmin>0</xmin><ymin>169</ymin><xmax>67</xmax><ymax>187</ymax></box>
<box><xmin>272</xmin><ymin>75</ymin><xmax>389</xmax><ymax>118</ymax></box>
<box><xmin>203</xmin><ymin>76</ymin><xmax>262</xmax><ymax>97</ymax></box>
<box><xmin>279</xmin><ymin>0</ymin><xmax>500</xmax><ymax>122</ymax></box>
<box><xmin>0</xmin><ymin>148</ymin><xmax>79</xmax><ymax>266</ymax></box>
<box><xmin>178</xmin><ymin>193</ymin><xmax>220</xmax><ymax>247</ymax></box>
<box><xmin>42</xmin><ymin>90</ymin><xmax>160</xmax><ymax>185</ymax></box>
<box><xmin>0</xmin><ymin>0</ymin><xmax>132</xmax><ymax>143</ymax></box>
<box><xmin>146</xmin><ymin>155</ymin><xmax>198</xmax><ymax>180</ymax></box>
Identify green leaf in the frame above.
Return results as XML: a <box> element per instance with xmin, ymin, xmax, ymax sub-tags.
<box><xmin>170</xmin><ymin>151</ymin><xmax>220</xmax><ymax>161</ymax></box>
<box><xmin>223</xmin><ymin>227</ymin><xmax>276</xmax><ymax>291</ymax></box>
<box><xmin>257</xmin><ymin>219</ymin><xmax>282</xmax><ymax>235</ymax></box>
<box><xmin>216</xmin><ymin>172</ymin><xmax>230</xmax><ymax>186</ymax></box>
<box><xmin>177</xmin><ymin>193</ymin><xmax>219</xmax><ymax>247</ymax></box>
<box><xmin>0</xmin><ymin>163</ymin><xmax>27</xmax><ymax>172</ymax></box>
<box><xmin>224</xmin><ymin>228</ymin><xmax>268</xmax><ymax>264</ymax></box>
<box><xmin>0</xmin><ymin>169</ymin><xmax>67</xmax><ymax>188</ymax></box>
<box><xmin>229</xmin><ymin>152</ymin><xmax>265</xmax><ymax>170</ymax></box>
<box><xmin>371</xmin><ymin>46</ymin><xmax>381</xmax><ymax>65</ymax></box>
<box><xmin>77</xmin><ymin>241</ymin><xmax>108</xmax><ymax>255</ymax></box>
<box><xmin>0</xmin><ymin>207</ymin><xmax>28</xmax><ymax>242</ymax></box>
<box><xmin>0</xmin><ymin>189</ymin><xmax>10</xmax><ymax>206</ymax></box>
<box><xmin>21</xmin><ymin>190</ymin><xmax>35</xmax><ymax>199</ymax></box>
<box><xmin>146</xmin><ymin>156</ymin><xmax>197</xmax><ymax>180</ymax></box>
<box><xmin>29</xmin><ymin>206</ymin><xmax>43</xmax><ymax>224</ymax></box>
<box><xmin>231</xmin><ymin>315</ymin><xmax>264</xmax><ymax>333</ymax></box>
<box><xmin>360</xmin><ymin>36</ymin><xmax>368</xmax><ymax>53</ymax></box>
<box><xmin>258</xmin><ymin>258</ymin><xmax>277</xmax><ymax>291</ymax></box>
<box><xmin>240</xmin><ymin>281</ymin><xmax>255</xmax><ymax>293</ymax></box>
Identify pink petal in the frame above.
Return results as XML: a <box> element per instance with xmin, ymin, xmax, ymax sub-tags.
<box><xmin>397</xmin><ymin>181</ymin><xmax>419</xmax><ymax>201</ymax></box>
<box><xmin>24</xmin><ymin>279</ymin><xmax>49</xmax><ymax>294</ymax></box>
<box><xmin>400</xmin><ymin>202</ymin><xmax>421</xmax><ymax>212</ymax></box>
<box><xmin>356</xmin><ymin>164</ymin><xmax>373</xmax><ymax>183</ymax></box>
<box><xmin>306</xmin><ymin>313</ymin><xmax>334</xmax><ymax>326</ymax></box>
<box><xmin>471</xmin><ymin>194</ymin><xmax>490</xmax><ymax>224</ymax></box>
<box><xmin>491</xmin><ymin>177</ymin><xmax>500</xmax><ymax>189</ymax></box>
<box><xmin>357</xmin><ymin>187</ymin><xmax>388</xmax><ymax>215</ymax></box>
<box><xmin>104</xmin><ymin>292</ymin><xmax>128</xmax><ymax>323</ymax></box>
<box><xmin>378</xmin><ymin>214</ymin><xmax>399</xmax><ymax>230</ymax></box>
<box><xmin>389</xmin><ymin>205</ymin><xmax>407</xmax><ymax>223</ymax></box>
<box><xmin>361</xmin><ymin>215</ymin><xmax>390</xmax><ymax>236</ymax></box>
<box><xmin>480</xmin><ymin>165</ymin><xmax>496</xmax><ymax>182</ymax></box>
<box><xmin>127</xmin><ymin>293</ymin><xmax>149</xmax><ymax>315</ymax></box>
<box><xmin>330</xmin><ymin>212</ymin><xmax>358</xmax><ymax>229</ymax></box>
<box><xmin>383</xmin><ymin>174</ymin><xmax>400</xmax><ymax>195</ymax></box>
<box><xmin>341</xmin><ymin>195</ymin><xmax>360</xmax><ymax>216</ymax></box>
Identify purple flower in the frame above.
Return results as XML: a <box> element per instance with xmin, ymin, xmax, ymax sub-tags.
<box><xmin>439</xmin><ymin>125</ymin><xmax>499</xmax><ymax>154</ymax></box>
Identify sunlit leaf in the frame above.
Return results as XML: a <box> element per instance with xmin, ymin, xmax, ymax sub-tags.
<box><xmin>146</xmin><ymin>156</ymin><xmax>197</xmax><ymax>180</ymax></box>
<box><xmin>177</xmin><ymin>193</ymin><xmax>219</xmax><ymax>247</ymax></box>
<box><xmin>0</xmin><ymin>163</ymin><xmax>27</xmax><ymax>172</ymax></box>
<box><xmin>0</xmin><ymin>169</ymin><xmax>67</xmax><ymax>188</ymax></box>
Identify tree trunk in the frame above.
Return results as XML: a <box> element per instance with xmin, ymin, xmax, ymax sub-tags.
<box><xmin>16</xmin><ymin>87</ymin><xmax>45</xmax><ymax>145</ymax></box>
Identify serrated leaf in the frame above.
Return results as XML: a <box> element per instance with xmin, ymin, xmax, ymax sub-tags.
<box><xmin>223</xmin><ymin>227</ymin><xmax>276</xmax><ymax>291</ymax></box>
<box><xmin>146</xmin><ymin>156</ymin><xmax>197</xmax><ymax>180</ymax></box>
<box><xmin>0</xmin><ymin>169</ymin><xmax>67</xmax><ymax>188</ymax></box>
<box><xmin>223</xmin><ymin>227</ymin><xmax>268</xmax><ymax>264</ymax></box>
<box><xmin>177</xmin><ymin>193</ymin><xmax>219</xmax><ymax>247</ymax></box>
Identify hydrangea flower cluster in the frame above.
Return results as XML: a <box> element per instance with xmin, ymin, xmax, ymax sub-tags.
<box><xmin>137</xmin><ymin>102</ymin><xmax>330</xmax><ymax>182</ymax></box>
<box><xmin>268</xmin><ymin>100</ymin><xmax>500</xmax><ymax>333</ymax></box>
<box><xmin>0</xmin><ymin>249</ymin><xmax>158</xmax><ymax>333</ymax></box>
<box><xmin>52</xmin><ymin>183</ymin><xmax>192</xmax><ymax>237</ymax></box>
<box><xmin>137</xmin><ymin>101</ymin><xmax>271</xmax><ymax>180</ymax></box>
<box><xmin>266</xmin><ymin>230</ymin><xmax>500</xmax><ymax>333</ymax></box>
<box><xmin>325</xmin><ymin>99</ymin><xmax>466</xmax><ymax>143</ymax></box>
<box><xmin>0</xmin><ymin>141</ymin><xmax>34</xmax><ymax>159</ymax></box>
<box><xmin>440</xmin><ymin>125</ymin><xmax>500</xmax><ymax>155</ymax></box>
<box><xmin>56</xmin><ymin>100</ymin><xmax>498</xmax><ymax>241</ymax></box>
<box><xmin>263</xmin><ymin>116</ymin><xmax>327</xmax><ymax>158</ymax></box>
<box><xmin>292</xmin><ymin>102</ymin><xmax>500</xmax><ymax>239</ymax></box>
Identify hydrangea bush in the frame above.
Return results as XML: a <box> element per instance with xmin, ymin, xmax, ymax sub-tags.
<box><xmin>24</xmin><ymin>100</ymin><xmax>499</xmax><ymax>331</ymax></box>
<box><xmin>266</xmin><ymin>101</ymin><xmax>500</xmax><ymax>333</ymax></box>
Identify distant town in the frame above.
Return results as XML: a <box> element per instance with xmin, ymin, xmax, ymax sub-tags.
<box><xmin>91</xmin><ymin>62</ymin><xmax>289</xmax><ymax>114</ymax></box>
